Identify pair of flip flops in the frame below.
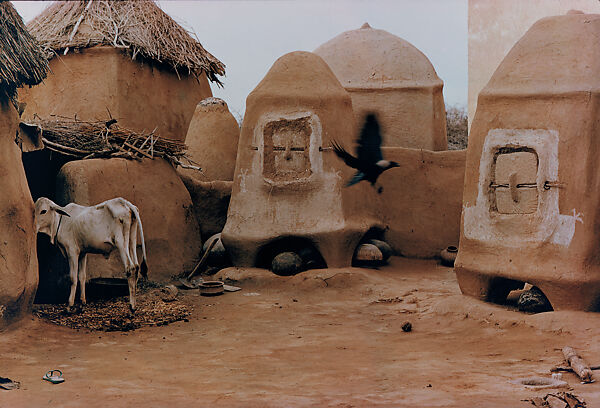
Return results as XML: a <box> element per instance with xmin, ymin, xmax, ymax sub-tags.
<box><xmin>43</xmin><ymin>370</ymin><xmax>65</xmax><ymax>384</ymax></box>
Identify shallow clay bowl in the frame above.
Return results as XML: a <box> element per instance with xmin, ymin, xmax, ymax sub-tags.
<box><xmin>199</xmin><ymin>281</ymin><xmax>224</xmax><ymax>296</ymax></box>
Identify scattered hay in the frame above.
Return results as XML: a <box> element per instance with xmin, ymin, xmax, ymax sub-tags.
<box><xmin>33</xmin><ymin>291</ymin><xmax>191</xmax><ymax>332</ymax></box>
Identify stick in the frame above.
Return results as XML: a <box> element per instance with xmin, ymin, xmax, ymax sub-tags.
<box><xmin>186</xmin><ymin>239</ymin><xmax>218</xmax><ymax>281</ymax></box>
<box><xmin>41</xmin><ymin>138</ymin><xmax>90</xmax><ymax>155</ymax></box>
<box><xmin>64</xmin><ymin>0</ymin><xmax>93</xmax><ymax>55</ymax></box>
<box><xmin>563</xmin><ymin>346</ymin><xmax>594</xmax><ymax>383</ymax></box>
<box><xmin>123</xmin><ymin>142</ymin><xmax>154</xmax><ymax>159</ymax></box>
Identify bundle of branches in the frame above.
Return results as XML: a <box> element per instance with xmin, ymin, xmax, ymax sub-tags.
<box><xmin>27</xmin><ymin>0</ymin><xmax>225</xmax><ymax>85</ymax></box>
<box><xmin>23</xmin><ymin>116</ymin><xmax>195</xmax><ymax>167</ymax></box>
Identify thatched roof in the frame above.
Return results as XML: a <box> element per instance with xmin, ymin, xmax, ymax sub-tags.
<box><xmin>0</xmin><ymin>1</ymin><xmax>48</xmax><ymax>102</ymax></box>
<box><xmin>27</xmin><ymin>0</ymin><xmax>226</xmax><ymax>85</ymax></box>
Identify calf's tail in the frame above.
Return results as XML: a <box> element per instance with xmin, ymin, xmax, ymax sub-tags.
<box><xmin>127</xmin><ymin>202</ymin><xmax>148</xmax><ymax>278</ymax></box>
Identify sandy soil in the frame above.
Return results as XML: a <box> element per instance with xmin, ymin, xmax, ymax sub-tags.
<box><xmin>1</xmin><ymin>257</ymin><xmax>599</xmax><ymax>407</ymax></box>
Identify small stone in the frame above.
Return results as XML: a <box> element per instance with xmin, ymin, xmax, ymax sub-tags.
<box><xmin>402</xmin><ymin>321</ymin><xmax>412</xmax><ymax>332</ymax></box>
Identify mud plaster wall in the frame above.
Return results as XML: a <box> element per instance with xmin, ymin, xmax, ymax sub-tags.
<box><xmin>347</xmin><ymin>87</ymin><xmax>447</xmax><ymax>151</ymax></box>
<box><xmin>376</xmin><ymin>148</ymin><xmax>466</xmax><ymax>258</ymax></box>
<box><xmin>0</xmin><ymin>101</ymin><xmax>38</xmax><ymax>329</ymax></box>
<box><xmin>181</xmin><ymin>99</ymin><xmax>240</xmax><ymax>181</ymax></box>
<box><xmin>19</xmin><ymin>46</ymin><xmax>212</xmax><ymax>142</ymax></box>
<box><xmin>56</xmin><ymin>158</ymin><xmax>202</xmax><ymax>282</ymax></box>
<box><xmin>457</xmin><ymin>13</ymin><xmax>600</xmax><ymax>311</ymax></box>
<box><xmin>468</xmin><ymin>0</ymin><xmax>600</xmax><ymax>127</ymax></box>
<box><xmin>222</xmin><ymin>52</ymin><xmax>378</xmax><ymax>268</ymax></box>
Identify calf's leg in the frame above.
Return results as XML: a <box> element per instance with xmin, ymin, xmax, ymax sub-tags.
<box><xmin>67</xmin><ymin>249</ymin><xmax>80</xmax><ymax>310</ymax></box>
<box><xmin>78</xmin><ymin>254</ymin><xmax>88</xmax><ymax>305</ymax></box>
<box><xmin>115</xmin><ymin>232</ymin><xmax>137</xmax><ymax>312</ymax></box>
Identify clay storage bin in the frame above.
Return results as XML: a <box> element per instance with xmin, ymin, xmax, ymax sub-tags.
<box><xmin>315</xmin><ymin>23</ymin><xmax>447</xmax><ymax>151</ymax></box>
<box><xmin>21</xmin><ymin>0</ymin><xmax>225</xmax><ymax>142</ymax></box>
<box><xmin>455</xmin><ymin>12</ymin><xmax>600</xmax><ymax>311</ymax></box>
<box><xmin>181</xmin><ymin>97</ymin><xmax>240</xmax><ymax>181</ymax></box>
<box><xmin>221</xmin><ymin>51</ymin><xmax>380</xmax><ymax>269</ymax></box>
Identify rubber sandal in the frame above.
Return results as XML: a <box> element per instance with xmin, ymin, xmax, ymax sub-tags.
<box><xmin>0</xmin><ymin>377</ymin><xmax>20</xmax><ymax>390</ymax></box>
<box><xmin>43</xmin><ymin>369</ymin><xmax>65</xmax><ymax>384</ymax></box>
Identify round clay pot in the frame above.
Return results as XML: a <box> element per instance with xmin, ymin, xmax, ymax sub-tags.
<box><xmin>271</xmin><ymin>252</ymin><xmax>303</xmax><ymax>276</ymax></box>
<box><xmin>440</xmin><ymin>246</ymin><xmax>458</xmax><ymax>267</ymax></box>
<box><xmin>367</xmin><ymin>239</ymin><xmax>393</xmax><ymax>262</ymax></box>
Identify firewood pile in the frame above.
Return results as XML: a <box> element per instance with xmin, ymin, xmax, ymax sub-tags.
<box><xmin>20</xmin><ymin>116</ymin><xmax>200</xmax><ymax>169</ymax></box>
<box><xmin>33</xmin><ymin>291</ymin><xmax>192</xmax><ymax>332</ymax></box>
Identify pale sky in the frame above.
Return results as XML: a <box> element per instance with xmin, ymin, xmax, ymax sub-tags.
<box><xmin>14</xmin><ymin>0</ymin><xmax>467</xmax><ymax>121</ymax></box>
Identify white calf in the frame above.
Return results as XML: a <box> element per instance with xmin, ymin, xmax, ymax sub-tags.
<box><xmin>35</xmin><ymin>197</ymin><xmax>148</xmax><ymax>311</ymax></box>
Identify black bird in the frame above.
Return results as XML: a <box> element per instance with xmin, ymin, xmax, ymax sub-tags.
<box><xmin>332</xmin><ymin>113</ymin><xmax>398</xmax><ymax>193</ymax></box>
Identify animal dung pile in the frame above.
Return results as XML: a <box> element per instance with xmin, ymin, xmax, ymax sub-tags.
<box><xmin>33</xmin><ymin>291</ymin><xmax>191</xmax><ymax>332</ymax></box>
<box><xmin>20</xmin><ymin>116</ymin><xmax>191</xmax><ymax>165</ymax></box>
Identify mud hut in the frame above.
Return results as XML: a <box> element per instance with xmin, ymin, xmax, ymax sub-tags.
<box><xmin>314</xmin><ymin>23</ymin><xmax>447</xmax><ymax>151</ymax></box>
<box><xmin>456</xmin><ymin>12</ymin><xmax>600</xmax><ymax>311</ymax></box>
<box><xmin>0</xmin><ymin>0</ymin><xmax>48</xmax><ymax>328</ymax></box>
<box><xmin>20</xmin><ymin>0</ymin><xmax>225</xmax><ymax>142</ymax></box>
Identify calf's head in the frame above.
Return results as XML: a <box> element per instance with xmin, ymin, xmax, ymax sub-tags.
<box><xmin>34</xmin><ymin>197</ymin><xmax>70</xmax><ymax>244</ymax></box>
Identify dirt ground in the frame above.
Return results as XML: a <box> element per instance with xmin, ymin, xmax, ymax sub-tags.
<box><xmin>1</xmin><ymin>257</ymin><xmax>599</xmax><ymax>407</ymax></box>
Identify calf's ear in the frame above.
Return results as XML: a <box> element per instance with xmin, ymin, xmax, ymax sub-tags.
<box><xmin>54</xmin><ymin>207</ymin><xmax>71</xmax><ymax>217</ymax></box>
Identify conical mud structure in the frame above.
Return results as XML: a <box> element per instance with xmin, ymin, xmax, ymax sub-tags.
<box><xmin>222</xmin><ymin>51</ymin><xmax>379</xmax><ymax>268</ymax></box>
<box><xmin>456</xmin><ymin>12</ymin><xmax>600</xmax><ymax>311</ymax></box>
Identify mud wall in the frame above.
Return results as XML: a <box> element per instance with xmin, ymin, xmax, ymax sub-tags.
<box><xmin>377</xmin><ymin>148</ymin><xmax>466</xmax><ymax>258</ymax></box>
<box><xmin>56</xmin><ymin>158</ymin><xmax>202</xmax><ymax>282</ymax></box>
<box><xmin>19</xmin><ymin>46</ymin><xmax>212</xmax><ymax>142</ymax></box>
<box><xmin>0</xmin><ymin>101</ymin><xmax>39</xmax><ymax>329</ymax></box>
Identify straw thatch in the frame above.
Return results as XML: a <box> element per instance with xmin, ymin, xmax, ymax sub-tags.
<box><xmin>0</xmin><ymin>1</ymin><xmax>48</xmax><ymax>102</ymax></box>
<box><xmin>28</xmin><ymin>0</ymin><xmax>225</xmax><ymax>85</ymax></box>
<box><xmin>20</xmin><ymin>116</ymin><xmax>202</xmax><ymax>169</ymax></box>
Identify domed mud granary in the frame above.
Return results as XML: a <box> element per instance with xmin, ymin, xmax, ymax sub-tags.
<box><xmin>456</xmin><ymin>12</ymin><xmax>600</xmax><ymax>311</ymax></box>
<box><xmin>20</xmin><ymin>0</ymin><xmax>225</xmax><ymax>142</ymax></box>
<box><xmin>0</xmin><ymin>0</ymin><xmax>48</xmax><ymax>329</ymax></box>
<box><xmin>314</xmin><ymin>23</ymin><xmax>447</xmax><ymax>151</ymax></box>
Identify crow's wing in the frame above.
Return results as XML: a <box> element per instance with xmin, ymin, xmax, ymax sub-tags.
<box><xmin>356</xmin><ymin>114</ymin><xmax>383</xmax><ymax>164</ymax></box>
<box><xmin>346</xmin><ymin>171</ymin><xmax>366</xmax><ymax>187</ymax></box>
<box><xmin>332</xmin><ymin>140</ymin><xmax>360</xmax><ymax>169</ymax></box>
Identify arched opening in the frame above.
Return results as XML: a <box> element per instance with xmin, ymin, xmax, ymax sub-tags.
<box><xmin>255</xmin><ymin>236</ymin><xmax>327</xmax><ymax>275</ymax></box>
<box><xmin>22</xmin><ymin>149</ymin><xmax>73</xmax><ymax>304</ymax></box>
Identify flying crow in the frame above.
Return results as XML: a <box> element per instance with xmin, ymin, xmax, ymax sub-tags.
<box><xmin>332</xmin><ymin>113</ymin><xmax>398</xmax><ymax>193</ymax></box>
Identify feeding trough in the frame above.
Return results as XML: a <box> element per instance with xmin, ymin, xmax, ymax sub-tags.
<box><xmin>86</xmin><ymin>278</ymin><xmax>129</xmax><ymax>302</ymax></box>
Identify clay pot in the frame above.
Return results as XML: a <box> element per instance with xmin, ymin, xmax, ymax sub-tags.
<box><xmin>367</xmin><ymin>239</ymin><xmax>393</xmax><ymax>262</ymax></box>
<box><xmin>440</xmin><ymin>246</ymin><xmax>458</xmax><ymax>267</ymax></box>
<box><xmin>271</xmin><ymin>252</ymin><xmax>303</xmax><ymax>276</ymax></box>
